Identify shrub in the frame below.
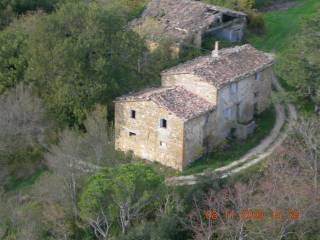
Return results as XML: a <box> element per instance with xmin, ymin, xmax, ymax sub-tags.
<box><xmin>247</xmin><ymin>10</ymin><xmax>265</xmax><ymax>34</ymax></box>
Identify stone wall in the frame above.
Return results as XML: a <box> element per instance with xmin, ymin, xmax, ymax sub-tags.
<box><xmin>115</xmin><ymin>65</ymin><xmax>273</xmax><ymax>170</ymax></box>
<box><xmin>253</xmin><ymin>66</ymin><xmax>273</xmax><ymax>113</ymax></box>
<box><xmin>204</xmin><ymin>17</ymin><xmax>246</xmax><ymax>42</ymax></box>
<box><xmin>215</xmin><ymin>66</ymin><xmax>273</xmax><ymax>141</ymax></box>
<box><xmin>115</xmin><ymin>100</ymin><xmax>184</xmax><ymax>170</ymax></box>
<box><xmin>183</xmin><ymin>110</ymin><xmax>217</xmax><ymax>167</ymax></box>
<box><xmin>161</xmin><ymin>73</ymin><xmax>217</xmax><ymax>104</ymax></box>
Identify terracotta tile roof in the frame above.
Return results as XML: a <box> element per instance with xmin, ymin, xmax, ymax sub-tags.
<box><xmin>116</xmin><ymin>86</ymin><xmax>216</xmax><ymax>121</ymax></box>
<box><xmin>162</xmin><ymin>44</ymin><xmax>274</xmax><ymax>88</ymax></box>
<box><xmin>130</xmin><ymin>0</ymin><xmax>246</xmax><ymax>42</ymax></box>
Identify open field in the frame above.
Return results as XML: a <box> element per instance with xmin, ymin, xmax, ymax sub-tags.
<box><xmin>248</xmin><ymin>0</ymin><xmax>320</xmax><ymax>53</ymax></box>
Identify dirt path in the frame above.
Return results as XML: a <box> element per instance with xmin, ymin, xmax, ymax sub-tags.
<box><xmin>166</xmin><ymin>78</ymin><xmax>297</xmax><ymax>186</ymax></box>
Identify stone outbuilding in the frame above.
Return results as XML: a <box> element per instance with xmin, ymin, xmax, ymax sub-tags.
<box><xmin>115</xmin><ymin>44</ymin><xmax>274</xmax><ymax>171</ymax></box>
<box><xmin>130</xmin><ymin>0</ymin><xmax>247</xmax><ymax>50</ymax></box>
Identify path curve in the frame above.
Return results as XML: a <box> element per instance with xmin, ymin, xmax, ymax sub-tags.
<box><xmin>165</xmin><ymin>78</ymin><xmax>297</xmax><ymax>186</ymax></box>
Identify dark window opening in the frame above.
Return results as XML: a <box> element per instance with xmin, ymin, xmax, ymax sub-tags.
<box><xmin>222</xmin><ymin>14</ymin><xmax>236</xmax><ymax>23</ymax></box>
<box><xmin>254</xmin><ymin>103</ymin><xmax>259</xmax><ymax>114</ymax></box>
<box><xmin>129</xmin><ymin>132</ymin><xmax>136</xmax><ymax>136</ymax></box>
<box><xmin>160</xmin><ymin>119</ymin><xmax>167</xmax><ymax>128</ymax></box>
<box><xmin>236</xmin><ymin>103</ymin><xmax>240</xmax><ymax>122</ymax></box>
<box><xmin>130</xmin><ymin>110</ymin><xmax>136</xmax><ymax>119</ymax></box>
<box><xmin>254</xmin><ymin>92</ymin><xmax>259</xmax><ymax>98</ymax></box>
<box><xmin>255</xmin><ymin>72</ymin><xmax>261</xmax><ymax>81</ymax></box>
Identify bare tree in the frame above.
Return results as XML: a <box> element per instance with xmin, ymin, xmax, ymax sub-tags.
<box><xmin>46</xmin><ymin>129</ymin><xmax>86</xmax><ymax>219</ymax></box>
<box><xmin>186</xmin><ymin>127</ymin><xmax>320</xmax><ymax>240</ymax></box>
<box><xmin>31</xmin><ymin>172</ymin><xmax>73</xmax><ymax>239</ymax></box>
<box><xmin>0</xmin><ymin>84</ymin><xmax>48</xmax><ymax>153</ymax></box>
<box><xmin>45</xmin><ymin>105</ymin><xmax>120</xmax><ymax>220</ymax></box>
<box><xmin>294</xmin><ymin>117</ymin><xmax>320</xmax><ymax>193</ymax></box>
<box><xmin>81</xmin><ymin>105</ymin><xmax>117</xmax><ymax>166</ymax></box>
<box><xmin>86</xmin><ymin>208</ymin><xmax>112</xmax><ymax>240</ymax></box>
<box><xmin>0</xmin><ymin>84</ymin><xmax>48</xmax><ymax>186</ymax></box>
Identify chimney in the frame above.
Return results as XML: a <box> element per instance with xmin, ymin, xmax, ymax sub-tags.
<box><xmin>211</xmin><ymin>41</ymin><xmax>219</xmax><ymax>58</ymax></box>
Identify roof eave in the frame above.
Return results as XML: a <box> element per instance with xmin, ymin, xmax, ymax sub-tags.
<box><xmin>215</xmin><ymin>61</ymin><xmax>274</xmax><ymax>89</ymax></box>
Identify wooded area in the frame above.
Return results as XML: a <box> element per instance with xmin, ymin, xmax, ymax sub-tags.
<box><xmin>0</xmin><ymin>0</ymin><xmax>319</xmax><ymax>239</ymax></box>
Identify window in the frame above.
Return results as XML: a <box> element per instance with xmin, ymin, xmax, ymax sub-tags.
<box><xmin>129</xmin><ymin>132</ymin><xmax>136</xmax><ymax>136</ymax></box>
<box><xmin>160</xmin><ymin>141</ymin><xmax>166</xmax><ymax>147</ymax></box>
<box><xmin>230</xmin><ymin>82</ymin><xmax>238</xmax><ymax>94</ymax></box>
<box><xmin>254</xmin><ymin>103</ymin><xmax>259</xmax><ymax>114</ymax></box>
<box><xmin>254</xmin><ymin>92</ymin><xmax>259</xmax><ymax>98</ymax></box>
<box><xmin>236</xmin><ymin>103</ymin><xmax>240</xmax><ymax>121</ymax></box>
<box><xmin>160</xmin><ymin>119</ymin><xmax>167</xmax><ymax>128</ymax></box>
<box><xmin>130</xmin><ymin>110</ymin><xmax>136</xmax><ymax>119</ymax></box>
<box><xmin>223</xmin><ymin>107</ymin><xmax>232</xmax><ymax>120</ymax></box>
<box><xmin>255</xmin><ymin>72</ymin><xmax>261</xmax><ymax>81</ymax></box>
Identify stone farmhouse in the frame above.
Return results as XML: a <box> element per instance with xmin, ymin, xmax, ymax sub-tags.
<box><xmin>130</xmin><ymin>0</ymin><xmax>247</xmax><ymax>51</ymax></box>
<box><xmin>115</xmin><ymin>44</ymin><xmax>274</xmax><ymax>171</ymax></box>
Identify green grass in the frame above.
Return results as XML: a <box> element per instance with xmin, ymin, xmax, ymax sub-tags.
<box><xmin>247</xmin><ymin>0</ymin><xmax>320</xmax><ymax>53</ymax></box>
<box><xmin>247</xmin><ymin>0</ymin><xmax>319</xmax><ymax>113</ymax></box>
<box><xmin>182</xmin><ymin>106</ymin><xmax>276</xmax><ymax>175</ymax></box>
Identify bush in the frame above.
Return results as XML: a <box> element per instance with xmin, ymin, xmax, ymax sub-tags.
<box><xmin>247</xmin><ymin>10</ymin><xmax>265</xmax><ymax>34</ymax></box>
<box><xmin>0</xmin><ymin>30</ymin><xmax>28</xmax><ymax>94</ymax></box>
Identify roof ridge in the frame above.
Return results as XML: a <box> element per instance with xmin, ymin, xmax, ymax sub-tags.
<box><xmin>161</xmin><ymin>44</ymin><xmax>274</xmax><ymax>88</ymax></box>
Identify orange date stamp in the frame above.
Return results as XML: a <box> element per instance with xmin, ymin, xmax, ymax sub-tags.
<box><xmin>204</xmin><ymin>209</ymin><xmax>300</xmax><ymax>221</ymax></box>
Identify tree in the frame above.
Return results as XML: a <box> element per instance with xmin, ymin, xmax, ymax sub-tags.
<box><xmin>79</xmin><ymin>163</ymin><xmax>163</xmax><ymax>239</ymax></box>
<box><xmin>0</xmin><ymin>0</ymin><xmax>14</xmax><ymax>30</ymax></box>
<box><xmin>185</xmin><ymin>125</ymin><xmax>320</xmax><ymax>240</ymax></box>
<box><xmin>294</xmin><ymin>117</ymin><xmax>320</xmax><ymax>193</ymax></box>
<box><xmin>0</xmin><ymin>84</ymin><xmax>48</xmax><ymax>153</ymax></box>
<box><xmin>278</xmin><ymin>12</ymin><xmax>320</xmax><ymax>109</ymax></box>
<box><xmin>46</xmin><ymin>105</ymin><xmax>126</xmax><ymax>220</ymax></box>
<box><xmin>0</xmin><ymin>84</ymin><xmax>48</xmax><ymax>188</ymax></box>
<box><xmin>26</xmin><ymin>1</ymin><xmax>146</xmax><ymax>126</ymax></box>
<box><xmin>31</xmin><ymin>172</ymin><xmax>74</xmax><ymax>239</ymax></box>
<box><xmin>0</xmin><ymin>193</ymin><xmax>45</xmax><ymax>240</ymax></box>
<box><xmin>0</xmin><ymin>29</ymin><xmax>28</xmax><ymax>94</ymax></box>
<box><xmin>0</xmin><ymin>0</ymin><xmax>60</xmax><ymax>30</ymax></box>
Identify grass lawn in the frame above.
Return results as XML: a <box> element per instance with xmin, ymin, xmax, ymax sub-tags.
<box><xmin>247</xmin><ymin>0</ymin><xmax>320</xmax><ymax>53</ymax></box>
<box><xmin>248</xmin><ymin>0</ymin><xmax>319</xmax><ymax>113</ymax></box>
<box><xmin>182</xmin><ymin>106</ymin><xmax>276</xmax><ymax>175</ymax></box>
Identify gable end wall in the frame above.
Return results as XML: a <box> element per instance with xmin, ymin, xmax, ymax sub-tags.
<box><xmin>115</xmin><ymin>100</ymin><xmax>184</xmax><ymax>170</ymax></box>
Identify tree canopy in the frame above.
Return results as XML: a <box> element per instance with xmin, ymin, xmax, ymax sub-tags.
<box><xmin>0</xmin><ymin>30</ymin><xmax>27</xmax><ymax>94</ymax></box>
<box><xmin>278</xmin><ymin>12</ymin><xmax>320</xmax><ymax>108</ymax></box>
<box><xmin>79</xmin><ymin>163</ymin><xmax>163</xmax><ymax>237</ymax></box>
<box><xmin>25</xmin><ymin>1</ymin><xmax>147</xmax><ymax>126</ymax></box>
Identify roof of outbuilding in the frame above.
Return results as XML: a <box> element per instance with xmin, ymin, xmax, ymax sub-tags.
<box><xmin>162</xmin><ymin>44</ymin><xmax>274</xmax><ymax>88</ymax></box>
<box><xmin>115</xmin><ymin>86</ymin><xmax>216</xmax><ymax>121</ymax></box>
<box><xmin>130</xmin><ymin>0</ymin><xmax>246</xmax><ymax>42</ymax></box>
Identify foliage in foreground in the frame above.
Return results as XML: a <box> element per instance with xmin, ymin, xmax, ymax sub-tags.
<box><xmin>79</xmin><ymin>163</ymin><xmax>164</xmax><ymax>238</ymax></box>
